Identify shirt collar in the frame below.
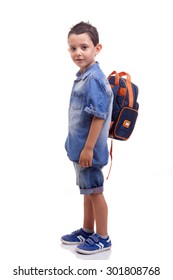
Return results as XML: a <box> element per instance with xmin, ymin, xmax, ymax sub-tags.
<box><xmin>76</xmin><ymin>62</ymin><xmax>99</xmax><ymax>80</ymax></box>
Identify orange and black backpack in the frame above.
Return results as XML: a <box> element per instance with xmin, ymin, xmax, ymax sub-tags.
<box><xmin>106</xmin><ymin>71</ymin><xmax>139</xmax><ymax>178</ymax></box>
<box><xmin>108</xmin><ymin>71</ymin><xmax>139</xmax><ymax>140</ymax></box>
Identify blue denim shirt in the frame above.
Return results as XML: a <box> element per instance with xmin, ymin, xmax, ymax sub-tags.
<box><xmin>65</xmin><ymin>62</ymin><xmax>113</xmax><ymax>166</ymax></box>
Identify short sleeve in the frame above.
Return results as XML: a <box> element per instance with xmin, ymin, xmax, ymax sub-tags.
<box><xmin>84</xmin><ymin>78</ymin><xmax>110</xmax><ymax>120</ymax></box>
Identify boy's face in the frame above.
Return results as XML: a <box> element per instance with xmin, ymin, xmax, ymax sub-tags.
<box><xmin>68</xmin><ymin>33</ymin><xmax>102</xmax><ymax>73</ymax></box>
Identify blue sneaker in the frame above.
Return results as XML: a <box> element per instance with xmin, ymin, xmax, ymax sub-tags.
<box><xmin>76</xmin><ymin>233</ymin><xmax>112</xmax><ymax>254</ymax></box>
<box><xmin>61</xmin><ymin>228</ymin><xmax>94</xmax><ymax>245</ymax></box>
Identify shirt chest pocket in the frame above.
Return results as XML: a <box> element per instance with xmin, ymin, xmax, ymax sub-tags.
<box><xmin>71</xmin><ymin>91</ymin><xmax>84</xmax><ymax>110</ymax></box>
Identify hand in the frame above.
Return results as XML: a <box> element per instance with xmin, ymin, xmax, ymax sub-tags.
<box><xmin>79</xmin><ymin>147</ymin><xmax>93</xmax><ymax>167</ymax></box>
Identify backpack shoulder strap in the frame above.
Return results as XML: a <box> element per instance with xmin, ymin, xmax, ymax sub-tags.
<box><xmin>118</xmin><ymin>72</ymin><xmax>134</xmax><ymax>108</ymax></box>
<box><xmin>106</xmin><ymin>139</ymin><xmax>113</xmax><ymax>180</ymax></box>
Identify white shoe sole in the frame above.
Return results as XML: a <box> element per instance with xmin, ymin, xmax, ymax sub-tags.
<box><xmin>61</xmin><ymin>238</ymin><xmax>83</xmax><ymax>245</ymax></box>
<box><xmin>76</xmin><ymin>245</ymin><xmax>111</xmax><ymax>255</ymax></box>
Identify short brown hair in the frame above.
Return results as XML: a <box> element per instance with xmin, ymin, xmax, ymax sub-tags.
<box><xmin>68</xmin><ymin>21</ymin><xmax>99</xmax><ymax>46</ymax></box>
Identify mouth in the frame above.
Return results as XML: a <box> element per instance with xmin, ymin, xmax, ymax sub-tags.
<box><xmin>75</xmin><ymin>59</ymin><xmax>84</xmax><ymax>63</ymax></box>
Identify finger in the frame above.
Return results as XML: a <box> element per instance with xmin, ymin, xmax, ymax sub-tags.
<box><xmin>79</xmin><ymin>161</ymin><xmax>86</xmax><ymax>167</ymax></box>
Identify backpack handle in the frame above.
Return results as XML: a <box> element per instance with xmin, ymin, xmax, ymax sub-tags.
<box><xmin>107</xmin><ymin>71</ymin><xmax>118</xmax><ymax>84</ymax></box>
<box><xmin>108</xmin><ymin>71</ymin><xmax>134</xmax><ymax>108</ymax></box>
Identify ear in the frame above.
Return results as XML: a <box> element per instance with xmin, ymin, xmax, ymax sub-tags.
<box><xmin>95</xmin><ymin>44</ymin><xmax>102</xmax><ymax>55</ymax></box>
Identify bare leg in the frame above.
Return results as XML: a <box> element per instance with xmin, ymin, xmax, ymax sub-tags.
<box><xmin>83</xmin><ymin>195</ymin><xmax>94</xmax><ymax>231</ymax></box>
<box><xmin>90</xmin><ymin>193</ymin><xmax>108</xmax><ymax>236</ymax></box>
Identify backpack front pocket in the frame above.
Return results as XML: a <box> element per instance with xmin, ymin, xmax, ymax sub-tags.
<box><xmin>111</xmin><ymin>107</ymin><xmax>138</xmax><ymax>140</ymax></box>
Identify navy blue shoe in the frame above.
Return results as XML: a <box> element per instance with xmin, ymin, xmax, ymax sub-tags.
<box><xmin>61</xmin><ymin>228</ymin><xmax>94</xmax><ymax>245</ymax></box>
<box><xmin>76</xmin><ymin>233</ymin><xmax>112</xmax><ymax>254</ymax></box>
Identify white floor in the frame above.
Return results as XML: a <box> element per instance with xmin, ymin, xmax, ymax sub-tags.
<box><xmin>1</xmin><ymin>150</ymin><xmax>173</xmax><ymax>279</ymax></box>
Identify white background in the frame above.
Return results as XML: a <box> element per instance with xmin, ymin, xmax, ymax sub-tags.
<box><xmin>0</xmin><ymin>0</ymin><xmax>173</xmax><ymax>279</ymax></box>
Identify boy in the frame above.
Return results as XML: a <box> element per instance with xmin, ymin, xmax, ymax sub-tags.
<box><xmin>61</xmin><ymin>21</ymin><xmax>113</xmax><ymax>255</ymax></box>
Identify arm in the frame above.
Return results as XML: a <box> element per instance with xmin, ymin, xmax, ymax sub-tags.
<box><xmin>79</xmin><ymin>116</ymin><xmax>105</xmax><ymax>167</ymax></box>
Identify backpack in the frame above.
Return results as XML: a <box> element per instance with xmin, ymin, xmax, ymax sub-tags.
<box><xmin>106</xmin><ymin>71</ymin><xmax>139</xmax><ymax>179</ymax></box>
<box><xmin>108</xmin><ymin>71</ymin><xmax>139</xmax><ymax>140</ymax></box>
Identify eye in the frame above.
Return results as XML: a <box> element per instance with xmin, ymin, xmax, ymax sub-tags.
<box><xmin>81</xmin><ymin>45</ymin><xmax>88</xmax><ymax>50</ymax></box>
<box><xmin>70</xmin><ymin>47</ymin><xmax>76</xmax><ymax>52</ymax></box>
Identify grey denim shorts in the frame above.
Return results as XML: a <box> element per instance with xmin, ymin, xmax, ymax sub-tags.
<box><xmin>73</xmin><ymin>162</ymin><xmax>104</xmax><ymax>195</ymax></box>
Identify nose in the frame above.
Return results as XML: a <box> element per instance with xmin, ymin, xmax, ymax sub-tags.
<box><xmin>75</xmin><ymin>48</ymin><xmax>82</xmax><ymax>56</ymax></box>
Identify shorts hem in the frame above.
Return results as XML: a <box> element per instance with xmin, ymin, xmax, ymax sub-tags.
<box><xmin>80</xmin><ymin>186</ymin><xmax>104</xmax><ymax>195</ymax></box>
